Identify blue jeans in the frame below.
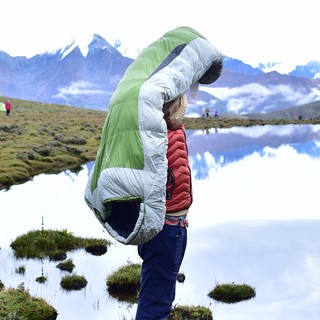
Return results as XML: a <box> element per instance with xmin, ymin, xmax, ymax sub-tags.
<box><xmin>135</xmin><ymin>225</ymin><xmax>187</xmax><ymax>320</ymax></box>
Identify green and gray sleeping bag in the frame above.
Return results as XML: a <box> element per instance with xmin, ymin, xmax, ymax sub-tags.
<box><xmin>84</xmin><ymin>26</ymin><xmax>224</xmax><ymax>245</ymax></box>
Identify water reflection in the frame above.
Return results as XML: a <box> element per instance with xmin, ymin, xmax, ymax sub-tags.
<box><xmin>188</xmin><ymin>124</ymin><xmax>320</xmax><ymax>227</ymax></box>
<box><xmin>0</xmin><ymin>124</ymin><xmax>320</xmax><ymax>320</ymax></box>
<box><xmin>189</xmin><ymin>124</ymin><xmax>320</xmax><ymax>179</ymax></box>
<box><xmin>182</xmin><ymin>220</ymin><xmax>320</xmax><ymax>320</ymax></box>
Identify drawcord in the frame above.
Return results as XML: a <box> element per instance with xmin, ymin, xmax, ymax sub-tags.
<box><xmin>166</xmin><ymin>168</ymin><xmax>175</xmax><ymax>200</ymax></box>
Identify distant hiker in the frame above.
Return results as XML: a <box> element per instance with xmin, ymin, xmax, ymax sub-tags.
<box><xmin>298</xmin><ymin>114</ymin><xmax>302</xmax><ymax>120</ymax></box>
<box><xmin>202</xmin><ymin>107</ymin><xmax>206</xmax><ymax>117</ymax></box>
<box><xmin>214</xmin><ymin>110</ymin><xmax>218</xmax><ymax>118</ymax></box>
<box><xmin>205</xmin><ymin>107</ymin><xmax>210</xmax><ymax>118</ymax></box>
<box><xmin>5</xmin><ymin>99</ymin><xmax>11</xmax><ymax>117</ymax></box>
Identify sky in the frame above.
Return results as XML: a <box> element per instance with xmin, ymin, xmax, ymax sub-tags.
<box><xmin>1</xmin><ymin>0</ymin><xmax>319</xmax><ymax>70</ymax></box>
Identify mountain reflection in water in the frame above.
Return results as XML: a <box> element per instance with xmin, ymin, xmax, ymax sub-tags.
<box><xmin>0</xmin><ymin>124</ymin><xmax>319</xmax><ymax>320</ymax></box>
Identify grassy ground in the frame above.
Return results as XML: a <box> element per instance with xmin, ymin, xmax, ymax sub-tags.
<box><xmin>1</xmin><ymin>96</ymin><xmax>319</xmax><ymax>190</ymax></box>
<box><xmin>0</xmin><ymin>285</ymin><xmax>58</xmax><ymax>320</ymax></box>
<box><xmin>0</xmin><ymin>97</ymin><xmax>105</xmax><ymax>190</ymax></box>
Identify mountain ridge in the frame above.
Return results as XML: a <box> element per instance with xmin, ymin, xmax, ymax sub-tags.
<box><xmin>1</xmin><ymin>34</ymin><xmax>320</xmax><ymax>117</ymax></box>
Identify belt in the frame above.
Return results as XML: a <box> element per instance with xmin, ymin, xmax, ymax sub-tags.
<box><xmin>164</xmin><ymin>215</ymin><xmax>189</xmax><ymax>227</ymax></box>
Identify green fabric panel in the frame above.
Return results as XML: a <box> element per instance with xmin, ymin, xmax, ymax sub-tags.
<box><xmin>111</xmin><ymin>26</ymin><xmax>203</xmax><ymax>97</ymax></box>
<box><xmin>90</xmin><ymin>100</ymin><xmax>142</xmax><ymax>191</ymax></box>
<box><xmin>105</xmin><ymin>129</ymin><xmax>143</xmax><ymax>169</ymax></box>
<box><xmin>89</xmin><ymin>113</ymin><xmax>111</xmax><ymax>191</ymax></box>
<box><xmin>90</xmin><ymin>27</ymin><xmax>205</xmax><ymax>192</ymax></box>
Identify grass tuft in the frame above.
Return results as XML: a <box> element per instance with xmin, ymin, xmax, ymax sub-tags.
<box><xmin>106</xmin><ymin>263</ymin><xmax>141</xmax><ymax>303</ymax></box>
<box><xmin>56</xmin><ymin>259</ymin><xmax>75</xmax><ymax>272</ymax></box>
<box><xmin>168</xmin><ymin>305</ymin><xmax>213</xmax><ymax>320</ymax></box>
<box><xmin>10</xmin><ymin>229</ymin><xmax>110</xmax><ymax>259</ymax></box>
<box><xmin>0</xmin><ymin>287</ymin><xmax>57</xmax><ymax>320</ymax></box>
<box><xmin>60</xmin><ymin>274</ymin><xmax>87</xmax><ymax>291</ymax></box>
<box><xmin>208</xmin><ymin>283</ymin><xmax>256</xmax><ymax>303</ymax></box>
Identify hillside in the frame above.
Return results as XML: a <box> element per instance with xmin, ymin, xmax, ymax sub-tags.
<box><xmin>1</xmin><ymin>97</ymin><xmax>320</xmax><ymax>190</ymax></box>
<box><xmin>245</xmin><ymin>100</ymin><xmax>320</xmax><ymax>120</ymax></box>
<box><xmin>0</xmin><ymin>97</ymin><xmax>106</xmax><ymax>190</ymax></box>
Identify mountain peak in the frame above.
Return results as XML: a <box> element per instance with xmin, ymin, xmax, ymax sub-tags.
<box><xmin>60</xmin><ymin>41</ymin><xmax>78</xmax><ymax>59</ymax></box>
<box><xmin>58</xmin><ymin>34</ymin><xmax>117</xmax><ymax>59</ymax></box>
<box><xmin>88</xmin><ymin>34</ymin><xmax>115</xmax><ymax>52</ymax></box>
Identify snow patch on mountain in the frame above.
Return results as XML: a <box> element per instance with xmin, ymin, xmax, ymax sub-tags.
<box><xmin>61</xmin><ymin>41</ymin><xmax>78</xmax><ymax>59</ymax></box>
<box><xmin>256</xmin><ymin>61</ymin><xmax>298</xmax><ymax>74</ymax></box>
<box><xmin>53</xmin><ymin>34</ymin><xmax>117</xmax><ymax>60</ymax></box>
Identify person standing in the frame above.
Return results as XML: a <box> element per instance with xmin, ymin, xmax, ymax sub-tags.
<box><xmin>135</xmin><ymin>96</ymin><xmax>192</xmax><ymax>320</ymax></box>
<box><xmin>5</xmin><ymin>99</ymin><xmax>11</xmax><ymax>117</ymax></box>
<box><xmin>83</xmin><ymin>26</ymin><xmax>223</xmax><ymax>319</ymax></box>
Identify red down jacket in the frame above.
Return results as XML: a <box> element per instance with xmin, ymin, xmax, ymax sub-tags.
<box><xmin>166</xmin><ymin>124</ymin><xmax>192</xmax><ymax>213</ymax></box>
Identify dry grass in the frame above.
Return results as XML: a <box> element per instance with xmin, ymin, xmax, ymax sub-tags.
<box><xmin>1</xmin><ymin>96</ymin><xmax>319</xmax><ymax>190</ymax></box>
<box><xmin>0</xmin><ymin>97</ymin><xmax>105</xmax><ymax>190</ymax></box>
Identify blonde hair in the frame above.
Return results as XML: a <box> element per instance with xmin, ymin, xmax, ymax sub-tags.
<box><xmin>163</xmin><ymin>95</ymin><xmax>187</xmax><ymax>130</ymax></box>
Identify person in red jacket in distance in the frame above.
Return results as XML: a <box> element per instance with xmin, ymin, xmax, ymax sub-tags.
<box><xmin>136</xmin><ymin>95</ymin><xmax>192</xmax><ymax>319</ymax></box>
<box><xmin>5</xmin><ymin>99</ymin><xmax>11</xmax><ymax>117</ymax></box>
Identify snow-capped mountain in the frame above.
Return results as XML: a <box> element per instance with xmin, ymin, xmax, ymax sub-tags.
<box><xmin>256</xmin><ymin>61</ymin><xmax>298</xmax><ymax>75</ymax></box>
<box><xmin>0</xmin><ymin>34</ymin><xmax>320</xmax><ymax>117</ymax></box>
<box><xmin>290</xmin><ymin>61</ymin><xmax>320</xmax><ymax>79</ymax></box>
<box><xmin>256</xmin><ymin>60</ymin><xmax>320</xmax><ymax>79</ymax></box>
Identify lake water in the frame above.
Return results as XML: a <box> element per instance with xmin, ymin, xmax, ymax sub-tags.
<box><xmin>1</xmin><ymin>124</ymin><xmax>320</xmax><ymax>320</ymax></box>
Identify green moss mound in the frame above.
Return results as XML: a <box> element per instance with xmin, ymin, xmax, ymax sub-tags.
<box><xmin>169</xmin><ymin>305</ymin><xmax>213</xmax><ymax>320</ymax></box>
<box><xmin>0</xmin><ymin>287</ymin><xmax>57</xmax><ymax>320</ymax></box>
<box><xmin>106</xmin><ymin>263</ymin><xmax>141</xmax><ymax>303</ymax></box>
<box><xmin>36</xmin><ymin>276</ymin><xmax>48</xmax><ymax>284</ymax></box>
<box><xmin>208</xmin><ymin>283</ymin><xmax>256</xmax><ymax>303</ymax></box>
<box><xmin>11</xmin><ymin>229</ymin><xmax>110</xmax><ymax>259</ymax></box>
<box><xmin>60</xmin><ymin>274</ymin><xmax>88</xmax><ymax>291</ymax></box>
<box><xmin>56</xmin><ymin>259</ymin><xmax>75</xmax><ymax>272</ymax></box>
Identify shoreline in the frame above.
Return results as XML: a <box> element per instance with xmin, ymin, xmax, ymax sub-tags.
<box><xmin>1</xmin><ymin>100</ymin><xmax>319</xmax><ymax>191</ymax></box>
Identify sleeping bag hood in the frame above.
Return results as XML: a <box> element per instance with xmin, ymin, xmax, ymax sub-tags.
<box><xmin>84</xmin><ymin>26</ymin><xmax>224</xmax><ymax>245</ymax></box>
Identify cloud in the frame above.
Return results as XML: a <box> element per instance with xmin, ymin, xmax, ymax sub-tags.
<box><xmin>201</xmin><ymin>83</ymin><xmax>320</xmax><ymax>113</ymax></box>
<box><xmin>314</xmin><ymin>73</ymin><xmax>320</xmax><ymax>79</ymax></box>
<box><xmin>53</xmin><ymin>80</ymin><xmax>106</xmax><ymax>99</ymax></box>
